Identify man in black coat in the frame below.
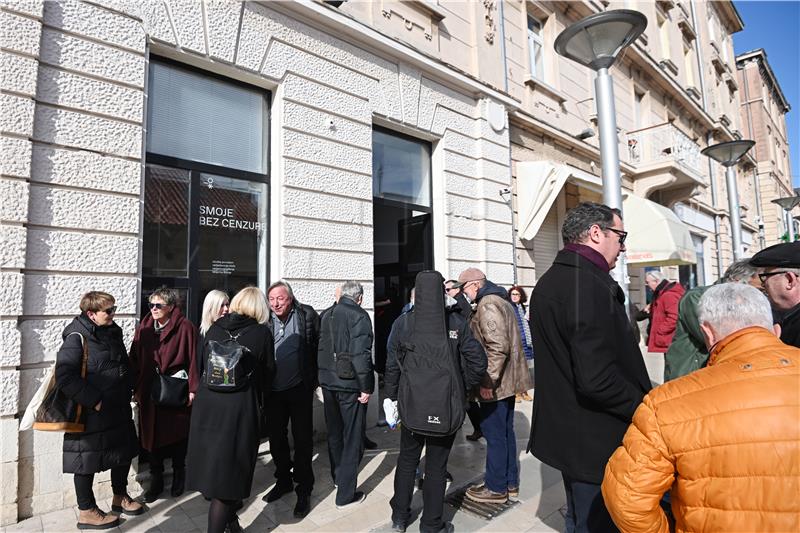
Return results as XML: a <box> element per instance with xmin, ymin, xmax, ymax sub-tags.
<box><xmin>750</xmin><ymin>241</ymin><xmax>800</xmax><ymax>348</ymax></box>
<box><xmin>528</xmin><ymin>202</ymin><xmax>651</xmax><ymax>533</ymax></box>
<box><xmin>318</xmin><ymin>280</ymin><xmax>375</xmax><ymax>509</ymax></box>
<box><xmin>385</xmin><ymin>271</ymin><xmax>487</xmax><ymax>533</ymax></box>
<box><xmin>262</xmin><ymin>281</ymin><xmax>320</xmax><ymax>518</ymax></box>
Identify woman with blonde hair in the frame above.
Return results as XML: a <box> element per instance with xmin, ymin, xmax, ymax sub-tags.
<box><xmin>186</xmin><ymin>286</ymin><xmax>274</xmax><ymax>532</ymax></box>
<box><xmin>200</xmin><ymin>290</ymin><xmax>230</xmax><ymax>336</ymax></box>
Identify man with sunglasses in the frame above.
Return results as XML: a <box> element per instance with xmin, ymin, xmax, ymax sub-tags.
<box><xmin>750</xmin><ymin>241</ymin><xmax>800</xmax><ymax>348</ymax></box>
<box><xmin>528</xmin><ymin>202</ymin><xmax>651</xmax><ymax>533</ymax></box>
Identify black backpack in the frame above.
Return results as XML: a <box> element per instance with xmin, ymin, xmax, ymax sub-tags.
<box><xmin>396</xmin><ymin>271</ymin><xmax>466</xmax><ymax>437</ymax></box>
<box><xmin>204</xmin><ymin>326</ymin><xmax>254</xmax><ymax>392</ymax></box>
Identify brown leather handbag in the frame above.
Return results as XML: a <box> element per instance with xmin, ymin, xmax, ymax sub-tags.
<box><xmin>33</xmin><ymin>332</ymin><xmax>89</xmax><ymax>433</ymax></box>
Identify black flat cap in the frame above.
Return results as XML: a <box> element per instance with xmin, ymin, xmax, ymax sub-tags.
<box><xmin>750</xmin><ymin>241</ymin><xmax>800</xmax><ymax>268</ymax></box>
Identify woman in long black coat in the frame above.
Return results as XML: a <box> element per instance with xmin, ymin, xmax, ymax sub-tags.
<box><xmin>55</xmin><ymin>291</ymin><xmax>142</xmax><ymax>530</ymax></box>
<box><xmin>186</xmin><ymin>287</ymin><xmax>274</xmax><ymax>533</ymax></box>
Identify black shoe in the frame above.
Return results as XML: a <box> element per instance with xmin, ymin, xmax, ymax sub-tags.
<box><xmin>225</xmin><ymin>516</ymin><xmax>243</xmax><ymax>533</ymax></box>
<box><xmin>170</xmin><ymin>469</ymin><xmax>185</xmax><ymax>498</ymax></box>
<box><xmin>263</xmin><ymin>481</ymin><xmax>293</xmax><ymax>503</ymax></box>
<box><xmin>466</xmin><ymin>430</ymin><xmax>483</xmax><ymax>441</ymax></box>
<box><xmin>391</xmin><ymin>521</ymin><xmax>407</xmax><ymax>532</ymax></box>
<box><xmin>143</xmin><ymin>474</ymin><xmax>163</xmax><ymax>503</ymax></box>
<box><xmin>335</xmin><ymin>491</ymin><xmax>366</xmax><ymax>509</ymax></box>
<box><xmin>293</xmin><ymin>494</ymin><xmax>311</xmax><ymax>518</ymax></box>
<box><xmin>437</xmin><ymin>522</ymin><xmax>454</xmax><ymax>533</ymax></box>
<box><xmin>364</xmin><ymin>437</ymin><xmax>378</xmax><ymax>450</ymax></box>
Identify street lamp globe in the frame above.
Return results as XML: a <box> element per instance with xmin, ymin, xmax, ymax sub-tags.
<box><xmin>554</xmin><ymin>10</ymin><xmax>647</xmax><ymax>71</ymax></box>
<box><xmin>772</xmin><ymin>196</ymin><xmax>800</xmax><ymax>211</ymax></box>
<box><xmin>701</xmin><ymin>140</ymin><xmax>755</xmax><ymax>167</ymax></box>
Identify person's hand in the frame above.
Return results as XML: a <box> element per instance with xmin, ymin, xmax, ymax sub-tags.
<box><xmin>644</xmin><ymin>304</ymin><xmax>651</xmax><ymax>313</ymax></box>
<box><xmin>358</xmin><ymin>392</ymin><xmax>371</xmax><ymax>404</ymax></box>
<box><xmin>94</xmin><ymin>401</ymin><xmax>102</xmax><ymax>412</ymax></box>
<box><xmin>479</xmin><ymin>386</ymin><xmax>493</xmax><ymax>401</ymax></box>
<box><xmin>187</xmin><ymin>392</ymin><xmax>195</xmax><ymax>406</ymax></box>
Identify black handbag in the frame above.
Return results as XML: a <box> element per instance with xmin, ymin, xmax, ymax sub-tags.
<box><xmin>33</xmin><ymin>332</ymin><xmax>88</xmax><ymax>433</ymax></box>
<box><xmin>150</xmin><ymin>366</ymin><xmax>189</xmax><ymax>407</ymax></box>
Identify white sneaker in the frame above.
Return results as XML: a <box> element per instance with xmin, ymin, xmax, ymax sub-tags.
<box><xmin>335</xmin><ymin>491</ymin><xmax>366</xmax><ymax>509</ymax></box>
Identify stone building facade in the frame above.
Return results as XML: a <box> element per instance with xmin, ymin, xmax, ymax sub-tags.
<box><xmin>736</xmin><ymin>48</ymin><xmax>794</xmax><ymax>246</ymax></box>
<box><xmin>0</xmin><ymin>0</ymin><xmax>791</xmax><ymax>524</ymax></box>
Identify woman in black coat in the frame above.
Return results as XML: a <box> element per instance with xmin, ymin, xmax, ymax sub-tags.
<box><xmin>55</xmin><ymin>291</ymin><xmax>142</xmax><ymax>530</ymax></box>
<box><xmin>186</xmin><ymin>287</ymin><xmax>275</xmax><ymax>533</ymax></box>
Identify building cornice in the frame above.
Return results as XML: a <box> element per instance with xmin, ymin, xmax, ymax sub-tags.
<box><xmin>736</xmin><ymin>49</ymin><xmax>791</xmax><ymax>113</ymax></box>
<box><xmin>269</xmin><ymin>0</ymin><xmax>521</xmax><ymax>110</ymax></box>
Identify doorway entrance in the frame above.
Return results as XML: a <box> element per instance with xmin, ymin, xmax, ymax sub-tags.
<box><xmin>371</xmin><ymin>127</ymin><xmax>433</xmax><ymax>374</ymax></box>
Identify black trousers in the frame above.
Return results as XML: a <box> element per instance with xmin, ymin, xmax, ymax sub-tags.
<box><xmin>390</xmin><ymin>426</ymin><xmax>456</xmax><ymax>533</ymax></box>
<box><xmin>562</xmin><ymin>473</ymin><xmax>618</xmax><ymax>533</ymax></box>
<box><xmin>466</xmin><ymin>401</ymin><xmax>482</xmax><ymax>433</ymax></box>
<box><xmin>322</xmin><ymin>388</ymin><xmax>366</xmax><ymax>506</ymax></box>
<box><xmin>149</xmin><ymin>439</ymin><xmax>187</xmax><ymax>475</ymax></box>
<box><xmin>266</xmin><ymin>382</ymin><xmax>315</xmax><ymax>495</ymax></box>
<box><xmin>74</xmin><ymin>463</ymin><xmax>130</xmax><ymax>510</ymax></box>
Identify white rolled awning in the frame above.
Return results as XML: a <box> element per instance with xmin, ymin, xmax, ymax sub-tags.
<box><xmin>623</xmin><ymin>194</ymin><xmax>697</xmax><ymax>266</ymax></box>
<box><xmin>517</xmin><ymin>161</ymin><xmax>571</xmax><ymax>241</ymax></box>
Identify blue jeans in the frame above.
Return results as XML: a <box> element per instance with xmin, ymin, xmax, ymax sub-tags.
<box><xmin>479</xmin><ymin>396</ymin><xmax>518</xmax><ymax>493</ymax></box>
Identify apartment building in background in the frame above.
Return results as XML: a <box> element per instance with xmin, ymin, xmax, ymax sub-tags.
<box><xmin>736</xmin><ymin>48</ymin><xmax>795</xmax><ymax>245</ymax></box>
<box><xmin>0</xmin><ymin>0</ymin><xmax>792</xmax><ymax>524</ymax></box>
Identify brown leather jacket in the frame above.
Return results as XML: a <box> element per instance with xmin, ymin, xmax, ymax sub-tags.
<box><xmin>469</xmin><ymin>283</ymin><xmax>533</xmax><ymax>401</ymax></box>
<box><xmin>602</xmin><ymin>327</ymin><xmax>800</xmax><ymax>533</ymax></box>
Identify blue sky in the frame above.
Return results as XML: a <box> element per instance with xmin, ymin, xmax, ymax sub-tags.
<box><xmin>733</xmin><ymin>1</ymin><xmax>800</xmax><ymax>188</ymax></box>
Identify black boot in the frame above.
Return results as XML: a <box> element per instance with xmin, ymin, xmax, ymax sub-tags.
<box><xmin>144</xmin><ymin>469</ymin><xmax>163</xmax><ymax>503</ymax></box>
<box><xmin>171</xmin><ymin>468</ymin><xmax>185</xmax><ymax>498</ymax></box>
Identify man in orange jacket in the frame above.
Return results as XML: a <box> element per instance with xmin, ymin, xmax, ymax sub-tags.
<box><xmin>602</xmin><ymin>283</ymin><xmax>800</xmax><ymax>533</ymax></box>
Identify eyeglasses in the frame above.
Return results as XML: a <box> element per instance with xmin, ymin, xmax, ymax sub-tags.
<box><xmin>445</xmin><ymin>287</ymin><xmax>458</xmax><ymax>293</ymax></box>
<box><xmin>148</xmin><ymin>302</ymin><xmax>168</xmax><ymax>309</ymax></box>
<box><xmin>758</xmin><ymin>271</ymin><xmax>790</xmax><ymax>283</ymax></box>
<box><xmin>101</xmin><ymin>306</ymin><xmax>117</xmax><ymax>314</ymax></box>
<box><xmin>603</xmin><ymin>227</ymin><xmax>628</xmax><ymax>245</ymax></box>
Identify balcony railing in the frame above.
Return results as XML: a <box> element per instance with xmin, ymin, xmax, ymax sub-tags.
<box><xmin>626</xmin><ymin>123</ymin><xmax>704</xmax><ymax>180</ymax></box>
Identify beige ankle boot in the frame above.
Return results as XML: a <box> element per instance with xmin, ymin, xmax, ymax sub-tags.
<box><xmin>77</xmin><ymin>507</ymin><xmax>120</xmax><ymax>530</ymax></box>
<box><xmin>111</xmin><ymin>493</ymin><xmax>145</xmax><ymax>515</ymax></box>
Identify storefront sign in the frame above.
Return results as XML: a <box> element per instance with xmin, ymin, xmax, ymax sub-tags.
<box><xmin>199</xmin><ymin>205</ymin><xmax>265</xmax><ymax>231</ymax></box>
<box><xmin>211</xmin><ymin>260</ymin><xmax>236</xmax><ymax>274</ymax></box>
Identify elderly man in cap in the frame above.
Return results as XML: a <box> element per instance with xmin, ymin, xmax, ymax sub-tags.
<box><xmin>750</xmin><ymin>241</ymin><xmax>800</xmax><ymax>348</ymax></box>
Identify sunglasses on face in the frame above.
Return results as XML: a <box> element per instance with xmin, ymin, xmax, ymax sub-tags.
<box><xmin>148</xmin><ymin>302</ymin><xmax>169</xmax><ymax>310</ymax></box>
<box><xmin>101</xmin><ymin>306</ymin><xmax>117</xmax><ymax>314</ymax></box>
<box><xmin>603</xmin><ymin>227</ymin><xmax>628</xmax><ymax>245</ymax></box>
<box><xmin>758</xmin><ymin>271</ymin><xmax>790</xmax><ymax>283</ymax></box>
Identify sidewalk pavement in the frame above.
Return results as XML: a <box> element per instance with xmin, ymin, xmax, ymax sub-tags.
<box><xmin>3</xmin><ymin>400</ymin><xmax>566</xmax><ymax>533</ymax></box>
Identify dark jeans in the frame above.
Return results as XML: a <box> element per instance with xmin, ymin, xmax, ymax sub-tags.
<box><xmin>479</xmin><ymin>396</ymin><xmax>518</xmax><ymax>493</ymax></box>
<box><xmin>322</xmin><ymin>388</ymin><xmax>366</xmax><ymax>506</ymax></box>
<box><xmin>74</xmin><ymin>463</ymin><xmax>130</xmax><ymax>510</ymax></box>
<box><xmin>562</xmin><ymin>473</ymin><xmax>618</xmax><ymax>533</ymax></box>
<box><xmin>266</xmin><ymin>382</ymin><xmax>315</xmax><ymax>495</ymax></box>
<box><xmin>149</xmin><ymin>439</ymin><xmax>187</xmax><ymax>475</ymax></box>
<box><xmin>390</xmin><ymin>426</ymin><xmax>456</xmax><ymax>532</ymax></box>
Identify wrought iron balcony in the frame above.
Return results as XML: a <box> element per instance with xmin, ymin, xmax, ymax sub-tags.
<box><xmin>626</xmin><ymin>122</ymin><xmax>704</xmax><ymax>180</ymax></box>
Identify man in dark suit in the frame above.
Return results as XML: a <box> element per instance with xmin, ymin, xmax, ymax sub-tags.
<box><xmin>528</xmin><ymin>202</ymin><xmax>651</xmax><ymax>533</ymax></box>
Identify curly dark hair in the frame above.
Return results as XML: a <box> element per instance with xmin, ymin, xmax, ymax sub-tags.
<box><xmin>508</xmin><ymin>285</ymin><xmax>528</xmax><ymax>304</ymax></box>
<box><xmin>561</xmin><ymin>202</ymin><xmax>622</xmax><ymax>244</ymax></box>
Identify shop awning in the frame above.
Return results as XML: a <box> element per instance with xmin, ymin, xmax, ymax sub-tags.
<box><xmin>517</xmin><ymin>161</ymin><xmax>572</xmax><ymax>241</ymax></box>
<box><xmin>623</xmin><ymin>194</ymin><xmax>697</xmax><ymax>266</ymax></box>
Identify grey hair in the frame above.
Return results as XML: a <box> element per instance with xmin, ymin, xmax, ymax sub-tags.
<box><xmin>698</xmin><ymin>283</ymin><xmax>773</xmax><ymax>339</ymax></box>
<box><xmin>340</xmin><ymin>280</ymin><xmax>364</xmax><ymax>301</ymax></box>
<box><xmin>149</xmin><ymin>286</ymin><xmax>180</xmax><ymax>306</ymax></box>
<box><xmin>561</xmin><ymin>202</ymin><xmax>622</xmax><ymax>244</ymax></box>
<box><xmin>267</xmin><ymin>280</ymin><xmax>295</xmax><ymax>300</ymax></box>
<box><xmin>645</xmin><ymin>271</ymin><xmax>665</xmax><ymax>283</ymax></box>
<box><xmin>720</xmin><ymin>258</ymin><xmax>759</xmax><ymax>284</ymax></box>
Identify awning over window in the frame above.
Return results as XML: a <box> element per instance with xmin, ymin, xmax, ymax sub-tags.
<box><xmin>623</xmin><ymin>194</ymin><xmax>697</xmax><ymax>266</ymax></box>
<box><xmin>517</xmin><ymin>161</ymin><xmax>572</xmax><ymax>241</ymax></box>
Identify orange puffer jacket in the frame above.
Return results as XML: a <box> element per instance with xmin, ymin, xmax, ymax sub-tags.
<box><xmin>602</xmin><ymin>326</ymin><xmax>800</xmax><ymax>533</ymax></box>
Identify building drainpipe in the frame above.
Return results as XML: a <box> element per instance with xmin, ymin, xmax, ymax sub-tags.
<box><xmin>690</xmin><ymin>0</ymin><xmax>724</xmax><ymax>279</ymax></box>
<box><xmin>498</xmin><ymin>0</ymin><xmax>519</xmax><ymax>285</ymax></box>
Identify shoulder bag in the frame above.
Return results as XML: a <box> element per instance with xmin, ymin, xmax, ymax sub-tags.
<box><xmin>31</xmin><ymin>332</ymin><xmax>89</xmax><ymax>433</ymax></box>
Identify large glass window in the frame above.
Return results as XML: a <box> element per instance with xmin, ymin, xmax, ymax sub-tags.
<box><xmin>143</xmin><ymin>60</ymin><xmax>269</xmax><ymax>322</ymax></box>
<box><xmin>373</xmin><ymin>129</ymin><xmax>431</xmax><ymax>207</ymax></box>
